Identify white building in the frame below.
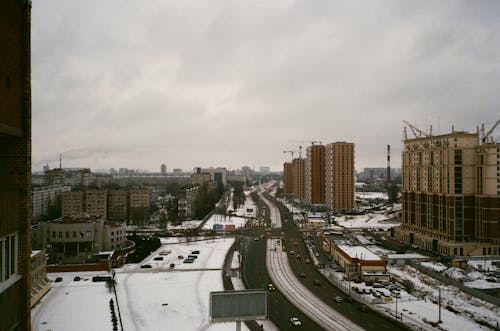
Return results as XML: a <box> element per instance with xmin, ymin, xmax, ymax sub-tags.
<box><xmin>32</xmin><ymin>185</ymin><xmax>71</xmax><ymax>223</ymax></box>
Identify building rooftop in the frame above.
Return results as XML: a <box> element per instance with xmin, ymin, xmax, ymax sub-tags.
<box><xmin>337</xmin><ymin>245</ymin><xmax>381</xmax><ymax>261</ymax></box>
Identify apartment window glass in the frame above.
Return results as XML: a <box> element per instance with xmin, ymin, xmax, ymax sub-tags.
<box><xmin>0</xmin><ymin>233</ymin><xmax>18</xmax><ymax>287</ymax></box>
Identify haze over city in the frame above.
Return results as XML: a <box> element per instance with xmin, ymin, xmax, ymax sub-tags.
<box><xmin>31</xmin><ymin>0</ymin><xmax>500</xmax><ymax>172</ymax></box>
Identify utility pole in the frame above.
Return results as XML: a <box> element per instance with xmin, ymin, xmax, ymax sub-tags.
<box><xmin>438</xmin><ymin>288</ymin><xmax>442</xmax><ymax>323</ymax></box>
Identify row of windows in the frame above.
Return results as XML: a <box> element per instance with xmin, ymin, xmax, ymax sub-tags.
<box><xmin>52</xmin><ymin>231</ymin><xmax>92</xmax><ymax>239</ymax></box>
<box><xmin>0</xmin><ymin>233</ymin><xmax>18</xmax><ymax>291</ymax></box>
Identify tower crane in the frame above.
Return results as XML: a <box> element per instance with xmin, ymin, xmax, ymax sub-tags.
<box><xmin>482</xmin><ymin>118</ymin><xmax>500</xmax><ymax>143</ymax></box>
<box><xmin>283</xmin><ymin>150</ymin><xmax>295</xmax><ymax>162</ymax></box>
<box><xmin>403</xmin><ymin>121</ymin><xmax>429</xmax><ymax>139</ymax></box>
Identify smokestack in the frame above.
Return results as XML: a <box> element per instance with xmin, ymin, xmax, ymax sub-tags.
<box><xmin>387</xmin><ymin>145</ymin><xmax>391</xmax><ymax>185</ymax></box>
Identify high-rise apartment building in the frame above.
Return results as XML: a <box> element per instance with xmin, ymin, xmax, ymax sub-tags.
<box><xmin>397</xmin><ymin>127</ymin><xmax>500</xmax><ymax>256</ymax></box>
<box><xmin>292</xmin><ymin>158</ymin><xmax>306</xmax><ymax>200</ymax></box>
<box><xmin>61</xmin><ymin>191</ymin><xmax>84</xmax><ymax>217</ymax></box>
<box><xmin>283</xmin><ymin>162</ymin><xmax>293</xmax><ymax>196</ymax></box>
<box><xmin>305</xmin><ymin>144</ymin><xmax>326</xmax><ymax>205</ymax></box>
<box><xmin>0</xmin><ymin>1</ymin><xmax>32</xmax><ymax>330</ymax></box>
<box><xmin>161</xmin><ymin>164</ymin><xmax>167</xmax><ymax>175</ymax></box>
<box><xmin>325</xmin><ymin>142</ymin><xmax>355</xmax><ymax>210</ymax></box>
<box><xmin>32</xmin><ymin>185</ymin><xmax>71</xmax><ymax>223</ymax></box>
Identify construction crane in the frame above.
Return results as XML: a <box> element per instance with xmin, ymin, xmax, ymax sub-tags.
<box><xmin>403</xmin><ymin>121</ymin><xmax>429</xmax><ymax>139</ymax></box>
<box><xmin>482</xmin><ymin>118</ymin><xmax>500</xmax><ymax>143</ymax></box>
<box><xmin>283</xmin><ymin>150</ymin><xmax>295</xmax><ymax>162</ymax></box>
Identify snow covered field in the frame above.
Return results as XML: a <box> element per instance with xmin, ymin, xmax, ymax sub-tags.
<box><xmin>32</xmin><ymin>238</ymin><xmax>251</xmax><ymax>331</ymax></box>
<box><xmin>334</xmin><ymin>212</ymin><xmax>400</xmax><ymax>230</ymax></box>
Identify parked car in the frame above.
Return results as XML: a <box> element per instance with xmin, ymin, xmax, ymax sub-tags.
<box><xmin>153</xmin><ymin>256</ymin><xmax>164</xmax><ymax>261</ymax></box>
<box><xmin>191</xmin><ymin>250</ymin><xmax>200</xmax><ymax>254</ymax></box>
<box><xmin>73</xmin><ymin>276</ymin><xmax>81</xmax><ymax>281</ymax></box>
<box><xmin>183</xmin><ymin>258</ymin><xmax>194</xmax><ymax>263</ymax></box>
<box><xmin>140</xmin><ymin>264</ymin><xmax>152</xmax><ymax>269</ymax></box>
<box><xmin>188</xmin><ymin>255</ymin><xmax>198</xmax><ymax>259</ymax></box>
<box><xmin>178</xmin><ymin>255</ymin><xmax>184</xmax><ymax>259</ymax></box>
<box><xmin>55</xmin><ymin>277</ymin><xmax>63</xmax><ymax>282</ymax></box>
<box><xmin>289</xmin><ymin>317</ymin><xmax>302</xmax><ymax>326</ymax></box>
<box><xmin>169</xmin><ymin>263</ymin><xmax>175</xmax><ymax>268</ymax></box>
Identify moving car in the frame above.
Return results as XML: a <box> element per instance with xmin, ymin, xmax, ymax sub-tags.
<box><xmin>289</xmin><ymin>317</ymin><xmax>302</xmax><ymax>326</ymax></box>
<box><xmin>268</xmin><ymin>283</ymin><xmax>276</xmax><ymax>291</ymax></box>
<box><xmin>335</xmin><ymin>296</ymin><xmax>343</xmax><ymax>303</ymax></box>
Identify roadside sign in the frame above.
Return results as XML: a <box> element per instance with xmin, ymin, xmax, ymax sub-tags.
<box><xmin>224</xmin><ymin>224</ymin><xmax>236</xmax><ymax>231</ymax></box>
<box><xmin>209</xmin><ymin>290</ymin><xmax>267</xmax><ymax>322</ymax></box>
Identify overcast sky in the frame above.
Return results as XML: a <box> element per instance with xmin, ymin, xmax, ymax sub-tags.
<box><xmin>32</xmin><ymin>0</ymin><xmax>500</xmax><ymax>173</ymax></box>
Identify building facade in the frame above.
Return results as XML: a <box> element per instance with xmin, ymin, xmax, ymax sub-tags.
<box><xmin>283</xmin><ymin>162</ymin><xmax>293</xmax><ymax>196</ymax></box>
<box><xmin>305</xmin><ymin>144</ymin><xmax>325</xmax><ymax>205</ymax></box>
<box><xmin>30</xmin><ymin>250</ymin><xmax>50</xmax><ymax>307</ymax></box>
<box><xmin>292</xmin><ymin>158</ymin><xmax>306</xmax><ymax>200</ymax></box>
<box><xmin>397</xmin><ymin>128</ymin><xmax>500</xmax><ymax>257</ymax></box>
<box><xmin>107</xmin><ymin>190</ymin><xmax>128</xmax><ymax>221</ymax></box>
<box><xmin>129</xmin><ymin>189</ymin><xmax>151</xmax><ymax>224</ymax></box>
<box><xmin>32</xmin><ymin>185</ymin><xmax>71</xmax><ymax>223</ymax></box>
<box><xmin>32</xmin><ymin>215</ymin><xmax>127</xmax><ymax>264</ymax></box>
<box><xmin>325</xmin><ymin>142</ymin><xmax>355</xmax><ymax>211</ymax></box>
<box><xmin>0</xmin><ymin>1</ymin><xmax>32</xmax><ymax>329</ymax></box>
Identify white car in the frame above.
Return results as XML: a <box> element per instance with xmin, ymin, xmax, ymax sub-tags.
<box><xmin>289</xmin><ymin>317</ymin><xmax>302</xmax><ymax>326</ymax></box>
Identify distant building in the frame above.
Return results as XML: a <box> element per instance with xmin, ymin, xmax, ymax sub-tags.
<box><xmin>129</xmin><ymin>189</ymin><xmax>151</xmax><ymax>224</ymax></box>
<box><xmin>107</xmin><ymin>190</ymin><xmax>128</xmax><ymax>221</ymax></box>
<box><xmin>172</xmin><ymin>168</ymin><xmax>183</xmax><ymax>176</ymax></box>
<box><xmin>44</xmin><ymin>168</ymin><xmax>65</xmax><ymax>186</ymax></box>
<box><xmin>178</xmin><ymin>186</ymin><xmax>200</xmax><ymax>220</ymax></box>
<box><xmin>325</xmin><ymin>142</ymin><xmax>355</xmax><ymax>211</ymax></box>
<box><xmin>62</xmin><ymin>189</ymin><xmax>150</xmax><ymax>223</ymax></box>
<box><xmin>32</xmin><ymin>185</ymin><xmax>71</xmax><ymax>223</ymax></box>
<box><xmin>259</xmin><ymin>166</ymin><xmax>270</xmax><ymax>174</ymax></box>
<box><xmin>305</xmin><ymin>144</ymin><xmax>326</xmax><ymax>205</ymax></box>
<box><xmin>32</xmin><ymin>215</ymin><xmax>127</xmax><ymax>264</ymax></box>
<box><xmin>191</xmin><ymin>172</ymin><xmax>211</xmax><ymax>186</ymax></box>
<box><xmin>161</xmin><ymin>164</ymin><xmax>167</xmax><ymax>175</ymax></box>
<box><xmin>396</xmin><ymin>126</ymin><xmax>500</xmax><ymax>257</ymax></box>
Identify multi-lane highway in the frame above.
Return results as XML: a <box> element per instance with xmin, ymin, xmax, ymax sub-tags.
<box><xmin>267</xmin><ymin>238</ymin><xmax>364</xmax><ymax>331</ymax></box>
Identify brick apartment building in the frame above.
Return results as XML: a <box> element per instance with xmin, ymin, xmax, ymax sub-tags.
<box><xmin>292</xmin><ymin>158</ymin><xmax>305</xmax><ymax>200</ymax></box>
<box><xmin>305</xmin><ymin>144</ymin><xmax>326</xmax><ymax>205</ymax></box>
<box><xmin>396</xmin><ymin>127</ymin><xmax>500</xmax><ymax>257</ymax></box>
<box><xmin>62</xmin><ymin>189</ymin><xmax>151</xmax><ymax>224</ymax></box>
<box><xmin>325</xmin><ymin>142</ymin><xmax>355</xmax><ymax>211</ymax></box>
<box><xmin>0</xmin><ymin>1</ymin><xmax>32</xmax><ymax>330</ymax></box>
<box><xmin>282</xmin><ymin>162</ymin><xmax>293</xmax><ymax>196</ymax></box>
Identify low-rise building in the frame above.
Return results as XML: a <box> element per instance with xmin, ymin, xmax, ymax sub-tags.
<box><xmin>30</xmin><ymin>250</ymin><xmax>50</xmax><ymax>307</ymax></box>
<box><xmin>332</xmin><ymin>244</ymin><xmax>388</xmax><ymax>281</ymax></box>
<box><xmin>32</xmin><ymin>215</ymin><xmax>127</xmax><ymax>264</ymax></box>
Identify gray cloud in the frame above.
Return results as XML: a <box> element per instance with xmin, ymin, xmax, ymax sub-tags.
<box><xmin>32</xmin><ymin>0</ymin><xmax>500</xmax><ymax>172</ymax></box>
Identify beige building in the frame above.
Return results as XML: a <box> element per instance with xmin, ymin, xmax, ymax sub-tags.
<box><xmin>292</xmin><ymin>158</ymin><xmax>306</xmax><ymax>200</ymax></box>
<box><xmin>397</xmin><ymin>127</ymin><xmax>500</xmax><ymax>257</ymax></box>
<box><xmin>85</xmin><ymin>190</ymin><xmax>107</xmax><ymax>220</ymax></box>
<box><xmin>32</xmin><ymin>215</ymin><xmax>127</xmax><ymax>264</ymax></box>
<box><xmin>305</xmin><ymin>144</ymin><xmax>325</xmax><ymax>205</ymax></box>
<box><xmin>325</xmin><ymin>142</ymin><xmax>355</xmax><ymax>211</ymax></box>
<box><xmin>32</xmin><ymin>185</ymin><xmax>71</xmax><ymax>223</ymax></box>
<box><xmin>108</xmin><ymin>190</ymin><xmax>128</xmax><ymax>221</ymax></box>
<box><xmin>129</xmin><ymin>189</ymin><xmax>151</xmax><ymax>224</ymax></box>
<box><xmin>62</xmin><ymin>191</ymin><xmax>84</xmax><ymax>217</ymax></box>
<box><xmin>191</xmin><ymin>172</ymin><xmax>211</xmax><ymax>186</ymax></box>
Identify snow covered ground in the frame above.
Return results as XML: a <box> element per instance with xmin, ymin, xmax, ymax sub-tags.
<box><xmin>387</xmin><ymin>264</ymin><xmax>500</xmax><ymax>330</ymax></box>
<box><xmin>32</xmin><ymin>237</ymin><xmax>252</xmax><ymax>331</ymax></box>
<box><xmin>334</xmin><ymin>212</ymin><xmax>400</xmax><ymax>230</ymax></box>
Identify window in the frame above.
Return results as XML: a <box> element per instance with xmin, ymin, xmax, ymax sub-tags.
<box><xmin>0</xmin><ymin>233</ymin><xmax>19</xmax><ymax>293</ymax></box>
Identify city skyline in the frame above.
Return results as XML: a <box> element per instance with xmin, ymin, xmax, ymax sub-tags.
<box><xmin>32</xmin><ymin>1</ymin><xmax>500</xmax><ymax>172</ymax></box>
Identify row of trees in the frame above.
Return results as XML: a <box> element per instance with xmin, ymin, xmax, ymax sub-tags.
<box><xmin>192</xmin><ymin>182</ymin><xmax>225</xmax><ymax>220</ymax></box>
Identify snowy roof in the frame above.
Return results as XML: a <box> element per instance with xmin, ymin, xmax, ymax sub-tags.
<box><xmin>31</xmin><ymin>250</ymin><xmax>42</xmax><ymax>258</ymax></box>
<box><xmin>386</xmin><ymin>253</ymin><xmax>428</xmax><ymax>260</ymax></box>
<box><xmin>336</xmin><ymin>245</ymin><xmax>380</xmax><ymax>261</ymax></box>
